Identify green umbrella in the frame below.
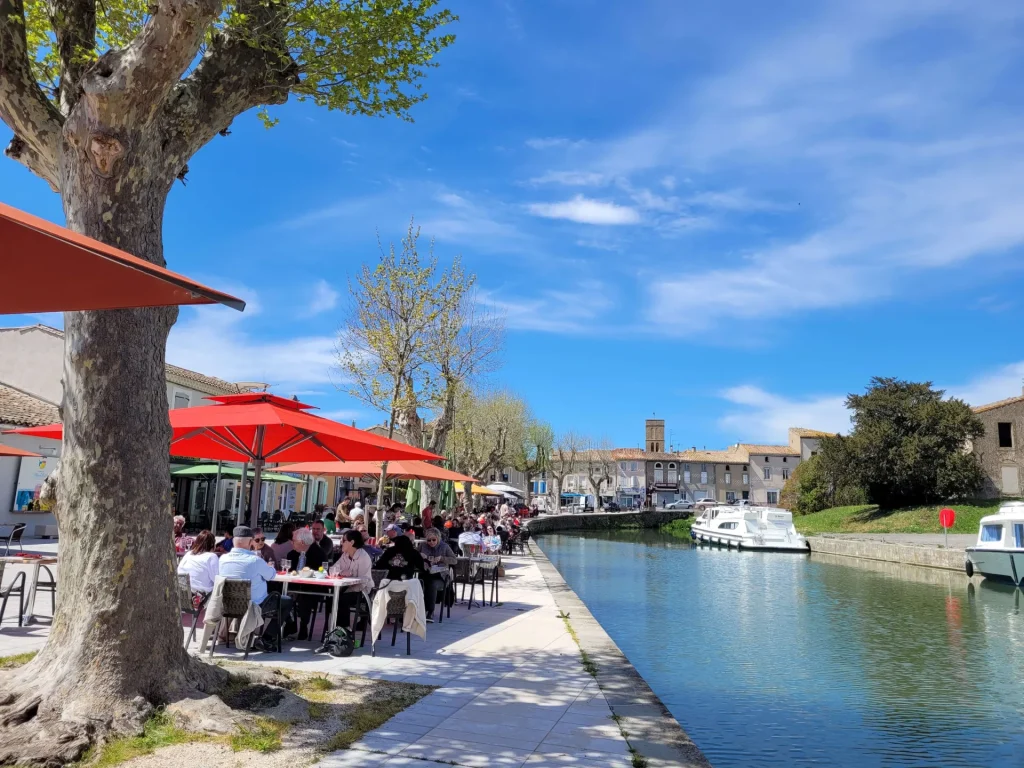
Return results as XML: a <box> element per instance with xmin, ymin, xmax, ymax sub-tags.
<box><xmin>405</xmin><ymin>478</ymin><xmax>421</xmax><ymax>518</ymax></box>
<box><xmin>439</xmin><ymin>478</ymin><xmax>455</xmax><ymax>511</ymax></box>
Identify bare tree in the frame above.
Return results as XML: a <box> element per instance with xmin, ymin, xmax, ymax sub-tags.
<box><xmin>513</xmin><ymin>420</ymin><xmax>553</xmax><ymax>504</ymax></box>
<box><xmin>337</xmin><ymin>222</ymin><xmax>465</xmax><ymax>531</ymax></box>
<box><xmin>582</xmin><ymin>438</ymin><xmax>616</xmax><ymax>511</ymax></box>
<box><xmin>449</xmin><ymin>388</ymin><xmax>527</xmax><ymax>509</ymax></box>
<box><xmin>548</xmin><ymin>431</ymin><xmax>582</xmax><ymax>515</ymax></box>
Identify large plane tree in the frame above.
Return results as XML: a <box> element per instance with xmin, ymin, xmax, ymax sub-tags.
<box><xmin>0</xmin><ymin>0</ymin><xmax>453</xmax><ymax>763</ymax></box>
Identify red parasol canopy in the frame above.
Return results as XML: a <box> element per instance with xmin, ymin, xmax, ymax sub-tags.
<box><xmin>0</xmin><ymin>201</ymin><xmax>245</xmax><ymax>313</ymax></box>
<box><xmin>275</xmin><ymin>459</ymin><xmax>477</xmax><ymax>484</ymax></box>
<box><xmin>0</xmin><ymin>444</ymin><xmax>41</xmax><ymax>457</ymax></box>
<box><xmin>8</xmin><ymin>392</ymin><xmax>441</xmax><ymax>524</ymax></box>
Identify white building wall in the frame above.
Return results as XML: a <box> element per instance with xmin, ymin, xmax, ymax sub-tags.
<box><xmin>0</xmin><ymin>327</ymin><xmax>64</xmax><ymax>403</ymax></box>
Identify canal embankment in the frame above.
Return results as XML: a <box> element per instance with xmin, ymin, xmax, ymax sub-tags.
<box><xmin>806</xmin><ymin>533</ymin><xmax>970</xmax><ymax>572</ymax></box>
<box><xmin>531</xmin><ymin>539</ymin><xmax>712</xmax><ymax>768</ymax></box>
<box><xmin>527</xmin><ymin>509</ymin><xmax>689</xmax><ymax>534</ymax></box>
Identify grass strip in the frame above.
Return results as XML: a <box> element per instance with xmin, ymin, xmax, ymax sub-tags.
<box><xmin>80</xmin><ymin>711</ymin><xmax>208</xmax><ymax>767</ymax></box>
<box><xmin>230</xmin><ymin>717</ymin><xmax>288</xmax><ymax>753</ymax></box>
<box><xmin>322</xmin><ymin>684</ymin><xmax>432</xmax><ymax>752</ymax></box>
<box><xmin>0</xmin><ymin>651</ymin><xmax>37</xmax><ymax>669</ymax></box>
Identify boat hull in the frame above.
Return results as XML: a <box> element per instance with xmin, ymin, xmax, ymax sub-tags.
<box><xmin>691</xmin><ymin>525</ymin><xmax>809</xmax><ymax>552</ymax></box>
<box><xmin>966</xmin><ymin>547</ymin><xmax>1024</xmax><ymax>584</ymax></box>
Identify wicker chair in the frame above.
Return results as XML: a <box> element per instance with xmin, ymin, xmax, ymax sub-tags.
<box><xmin>207</xmin><ymin>579</ymin><xmax>280</xmax><ymax>660</ymax></box>
<box><xmin>0</xmin><ymin>562</ymin><xmax>26</xmax><ymax>628</ymax></box>
<box><xmin>176</xmin><ymin>574</ymin><xmax>208</xmax><ymax>648</ymax></box>
<box><xmin>370</xmin><ymin>570</ymin><xmax>414</xmax><ymax>656</ymax></box>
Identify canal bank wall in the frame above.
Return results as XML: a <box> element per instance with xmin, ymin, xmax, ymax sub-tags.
<box><xmin>527</xmin><ymin>509</ymin><xmax>688</xmax><ymax>534</ymax></box>
<box><xmin>531</xmin><ymin>538</ymin><xmax>711</xmax><ymax>768</ymax></box>
<box><xmin>807</xmin><ymin>534</ymin><xmax>968</xmax><ymax>572</ymax></box>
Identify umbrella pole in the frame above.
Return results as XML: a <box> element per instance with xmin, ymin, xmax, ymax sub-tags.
<box><xmin>212</xmin><ymin>460</ymin><xmax>222</xmax><ymax>520</ymax></box>
<box><xmin>249</xmin><ymin>425</ymin><xmax>266</xmax><ymax>529</ymax></box>
<box><xmin>237</xmin><ymin>461</ymin><xmax>248</xmax><ymax>528</ymax></box>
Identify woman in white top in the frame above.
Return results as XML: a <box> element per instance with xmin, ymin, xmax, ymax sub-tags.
<box><xmin>177</xmin><ymin>530</ymin><xmax>219</xmax><ymax>594</ymax></box>
<box><xmin>329</xmin><ymin>529</ymin><xmax>375</xmax><ymax>630</ymax></box>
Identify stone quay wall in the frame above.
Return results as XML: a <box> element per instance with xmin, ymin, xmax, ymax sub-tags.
<box><xmin>526</xmin><ymin>509</ymin><xmax>689</xmax><ymax>535</ymax></box>
<box><xmin>807</xmin><ymin>535</ymin><xmax>968</xmax><ymax>572</ymax></box>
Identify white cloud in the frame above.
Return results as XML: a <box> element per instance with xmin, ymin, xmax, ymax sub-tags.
<box><xmin>528</xmin><ymin>170</ymin><xmax>607</xmax><ymax>186</ymax></box>
<box><xmin>527</xmin><ymin>195</ymin><xmax>640</xmax><ymax>226</ymax></box>
<box><xmin>525</xmin><ymin>137</ymin><xmax>587</xmax><ymax>150</ymax></box>
<box><xmin>167</xmin><ymin>287</ymin><xmax>337</xmax><ymax>388</ymax></box>
<box><xmin>718</xmin><ymin>385</ymin><xmax>852</xmax><ymax>444</ymax></box>
<box><xmin>477</xmin><ymin>281</ymin><xmax>613</xmax><ymax>334</ymax></box>
<box><xmin>947</xmin><ymin>363</ymin><xmax>1024</xmax><ymax>409</ymax></box>
<box><xmin>305</xmin><ymin>279</ymin><xmax>339</xmax><ymax>316</ymax></box>
<box><xmin>316</xmin><ymin>408</ymin><xmax>365</xmax><ymax>423</ymax></box>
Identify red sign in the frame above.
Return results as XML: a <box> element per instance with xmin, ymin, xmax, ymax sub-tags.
<box><xmin>940</xmin><ymin>508</ymin><xmax>955</xmax><ymax>529</ymax></box>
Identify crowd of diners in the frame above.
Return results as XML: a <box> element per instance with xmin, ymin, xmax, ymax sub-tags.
<box><xmin>173</xmin><ymin>496</ymin><xmax>527</xmax><ymax>652</ymax></box>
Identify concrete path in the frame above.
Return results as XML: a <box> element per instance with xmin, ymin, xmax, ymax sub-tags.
<box><xmin>0</xmin><ymin>540</ymin><xmax>643</xmax><ymax>768</ymax></box>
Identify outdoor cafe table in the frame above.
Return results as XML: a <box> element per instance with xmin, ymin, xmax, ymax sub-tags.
<box><xmin>272</xmin><ymin>573</ymin><xmax>361</xmax><ymax>630</ymax></box>
<box><xmin>0</xmin><ymin>555</ymin><xmax>57</xmax><ymax>625</ymax></box>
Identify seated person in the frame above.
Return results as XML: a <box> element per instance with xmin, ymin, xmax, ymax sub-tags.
<box><xmin>375</xmin><ymin>534</ymin><xmax>426</xmax><ymax>581</ymax></box>
<box><xmin>218</xmin><ymin>526</ymin><xmax>294</xmax><ymax>647</ymax></box>
<box><xmin>457</xmin><ymin>522</ymin><xmax>484</xmax><ymax>553</ymax></box>
<box><xmin>382</xmin><ymin>523</ymin><xmax>402</xmax><ymax>547</ymax></box>
<box><xmin>328</xmin><ymin>529</ymin><xmax>375</xmax><ymax>630</ymax></box>
<box><xmin>497</xmin><ymin>525</ymin><xmax>510</xmax><ymax>552</ymax></box>
<box><xmin>215</xmin><ymin>529</ymin><xmax>234</xmax><ymax>554</ymax></box>
<box><xmin>252</xmin><ymin>528</ymin><xmax>277</xmax><ymax>567</ymax></box>
<box><xmin>311</xmin><ymin>519</ymin><xmax>336</xmax><ymax>561</ymax></box>
<box><xmin>324</xmin><ymin>511</ymin><xmax>337</xmax><ymax>534</ymax></box>
<box><xmin>173</xmin><ymin>515</ymin><xmax>194</xmax><ymax>553</ymax></box>
<box><xmin>271</xmin><ymin>523</ymin><xmax>295</xmax><ymax>564</ymax></box>
<box><xmin>417</xmin><ymin>528</ymin><xmax>457</xmax><ymax>623</ymax></box>
<box><xmin>410</xmin><ymin>516</ymin><xmax>426</xmax><ymax>539</ymax></box>
<box><xmin>286</xmin><ymin>527</ymin><xmax>329</xmax><ymax>641</ymax></box>
<box><xmin>482</xmin><ymin>525</ymin><xmax>502</xmax><ymax>554</ymax></box>
<box><xmin>177</xmin><ymin>530</ymin><xmax>219</xmax><ymax>594</ymax></box>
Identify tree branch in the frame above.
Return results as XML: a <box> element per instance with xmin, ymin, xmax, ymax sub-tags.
<box><xmin>77</xmin><ymin>0</ymin><xmax>221</xmax><ymax>128</ymax></box>
<box><xmin>0</xmin><ymin>0</ymin><xmax>63</xmax><ymax>186</ymax></box>
<box><xmin>156</xmin><ymin>5</ymin><xmax>298</xmax><ymax>183</ymax></box>
<box><xmin>47</xmin><ymin>0</ymin><xmax>97</xmax><ymax>113</ymax></box>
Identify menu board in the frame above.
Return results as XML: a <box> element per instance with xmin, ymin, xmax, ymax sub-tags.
<box><xmin>14</xmin><ymin>456</ymin><xmax>57</xmax><ymax>511</ymax></box>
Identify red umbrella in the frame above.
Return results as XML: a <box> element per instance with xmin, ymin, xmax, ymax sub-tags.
<box><xmin>0</xmin><ymin>201</ymin><xmax>245</xmax><ymax>313</ymax></box>
<box><xmin>9</xmin><ymin>392</ymin><xmax>440</xmax><ymax>525</ymax></box>
<box><xmin>0</xmin><ymin>445</ymin><xmax>41</xmax><ymax>457</ymax></box>
<box><xmin>275</xmin><ymin>459</ymin><xmax>478</xmax><ymax>483</ymax></box>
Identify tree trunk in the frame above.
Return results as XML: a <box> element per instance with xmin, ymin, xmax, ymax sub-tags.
<box><xmin>0</xmin><ymin>134</ymin><xmax>223</xmax><ymax>765</ymax></box>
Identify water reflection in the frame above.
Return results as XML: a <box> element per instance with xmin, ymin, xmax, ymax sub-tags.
<box><xmin>539</xmin><ymin>531</ymin><xmax>1024</xmax><ymax>768</ymax></box>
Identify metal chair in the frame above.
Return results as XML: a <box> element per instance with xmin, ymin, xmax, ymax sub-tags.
<box><xmin>1</xmin><ymin>524</ymin><xmax>26</xmax><ymax>556</ymax></box>
<box><xmin>370</xmin><ymin>571</ymin><xmax>415</xmax><ymax>656</ymax></box>
<box><xmin>0</xmin><ymin>562</ymin><xmax>26</xmax><ymax>628</ymax></box>
<box><xmin>34</xmin><ymin>565</ymin><xmax>57</xmax><ymax>618</ymax></box>
<box><xmin>176</xmin><ymin>574</ymin><xmax>208</xmax><ymax>649</ymax></box>
<box><xmin>470</xmin><ymin>555</ymin><xmax>501</xmax><ymax>607</ymax></box>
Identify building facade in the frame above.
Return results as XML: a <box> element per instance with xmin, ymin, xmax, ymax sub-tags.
<box><xmin>969</xmin><ymin>393</ymin><xmax>1024</xmax><ymax>498</ymax></box>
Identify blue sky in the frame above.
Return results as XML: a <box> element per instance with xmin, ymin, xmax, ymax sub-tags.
<box><xmin>4</xmin><ymin>0</ymin><xmax>1024</xmax><ymax>450</ymax></box>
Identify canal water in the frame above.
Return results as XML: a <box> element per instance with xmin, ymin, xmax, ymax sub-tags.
<box><xmin>538</xmin><ymin>530</ymin><xmax>1024</xmax><ymax>768</ymax></box>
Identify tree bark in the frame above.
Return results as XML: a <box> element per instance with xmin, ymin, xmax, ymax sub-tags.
<box><xmin>0</xmin><ymin>126</ymin><xmax>223</xmax><ymax>766</ymax></box>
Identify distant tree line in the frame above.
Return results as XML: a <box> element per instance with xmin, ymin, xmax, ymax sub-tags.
<box><xmin>782</xmin><ymin>377</ymin><xmax>985</xmax><ymax>514</ymax></box>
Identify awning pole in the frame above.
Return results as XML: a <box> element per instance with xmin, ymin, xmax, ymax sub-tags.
<box><xmin>249</xmin><ymin>425</ymin><xmax>266</xmax><ymax>529</ymax></box>
<box><xmin>212</xmin><ymin>460</ymin><xmax>222</xmax><ymax>517</ymax></box>
<box><xmin>236</xmin><ymin>461</ymin><xmax>248</xmax><ymax>528</ymax></box>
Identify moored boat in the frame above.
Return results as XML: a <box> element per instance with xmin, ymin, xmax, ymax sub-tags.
<box><xmin>690</xmin><ymin>505</ymin><xmax>809</xmax><ymax>552</ymax></box>
<box><xmin>965</xmin><ymin>501</ymin><xmax>1024</xmax><ymax>583</ymax></box>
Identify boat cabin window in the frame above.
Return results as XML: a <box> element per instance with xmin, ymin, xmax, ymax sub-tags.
<box><xmin>1015</xmin><ymin>524</ymin><xmax>1024</xmax><ymax>548</ymax></box>
<box><xmin>718</xmin><ymin>521</ymin><xmax>737</xmax><ymax>530</ymax></box>
<box><xmin>981</xmin><ymin>524</ymin><xmax>1003</xmax><ymax>543</ymax></box>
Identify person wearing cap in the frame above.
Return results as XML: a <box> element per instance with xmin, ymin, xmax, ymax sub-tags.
<box><xmin>219</xmin><ymin>526</ymin><xmax>295</xmax><ymax>646</ymax></box>
<box><xmin>382</xmin><ymin>523</ymin><xmax>402</xmax><ymax>548</ymax></box>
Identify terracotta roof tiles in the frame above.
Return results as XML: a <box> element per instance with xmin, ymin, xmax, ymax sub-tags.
<box><xmin>0</xmin><ymin>383</ymin><xmax>60</xmax><ymax>427</ymax></box>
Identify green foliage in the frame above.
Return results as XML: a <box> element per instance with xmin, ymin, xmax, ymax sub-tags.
<box><xmin>794</xmin><ymin>500</ymin><xmax>1003</xmax><ymax>535</ymax></box>
<box><xmin>781</xmin><ymin>439</ymin><xmax>865</xmax><ymax>515</ymax></box>
<box><xmin>513</xmin><ymin>420</ymin><xmax>554</xmax><ymax>486</ymax></box>
<box><xmin>660</xmin><ymin>517</ymin><xmax>694</xmax><ymax>538</ymax></box>
<box><xmin>845</xmin><ymin>377</ymin><xmax>985</xmax><ymax>509</ymax></box>
<box><xmin>0</xmin><ymin>651</ymin><xmax>37</xmax><ymax>669</ymax></box>
<box><xmin>230</xmin><ymin>717</ymin><xmax>287</xmax><ymax>753</ymax></box>
<box><xmin>22</xmin><ymin>0</ymin><xmax>455</xmax><ymax>120</ymax></box>
<box><xmin>449</xmin><ymin>388</ymin><xmax>529</xmax><ymax>477</ymax></box>
<box><xmin>85</xmin><ymin>711</ymin><xmax>206</xmax><ymax>767</ymax></box>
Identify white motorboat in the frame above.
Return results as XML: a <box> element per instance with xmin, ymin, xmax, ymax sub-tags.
<box><xmin>965</xmin><ymin>501</ymin><xmax>1024</xmax><ymax>583</ymax></box>
<box><xmin>690</xmin><ymin>505</ymin><xmax>809</xmax><ymax>552</ymax></box>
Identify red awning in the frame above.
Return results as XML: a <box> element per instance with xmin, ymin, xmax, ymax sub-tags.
<box><xmin>275</xmin><ymin>460</ymin><xmax>477</xmax><ymax>483</ymax></box>
<box><xmin>0</xmin><ymin>444</ymin><xmax>41</xmax><ymax>457</ymax></box>
<box><xmin>9</xmin><ymin>393</ymin><xmax>441</xmax><ymax>464</ymax></box>
<box><xmin>0</xmin><ymin>201</ymin><xmax>245</xmax><ymax>313</ymax></box>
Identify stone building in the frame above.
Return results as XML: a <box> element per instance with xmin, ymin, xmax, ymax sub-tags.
<box><xmin>970</xmin><ymin>392</ymin><xmax>1024</xmax><ymax>498</ymax></box>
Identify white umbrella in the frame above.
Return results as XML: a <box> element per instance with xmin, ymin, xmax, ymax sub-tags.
<box><xmin>486</xmin><ymin>482</ymin><xmax>525</xmax><ymax>498</ymax></box>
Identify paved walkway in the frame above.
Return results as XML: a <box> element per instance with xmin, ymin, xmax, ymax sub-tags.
<box><xmin>0</xmin><ymin>540</ymin><xmax>637</xmax><ymax>768</ymax></box>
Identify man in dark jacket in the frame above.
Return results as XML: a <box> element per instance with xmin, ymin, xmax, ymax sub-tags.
<box><xmin>285</xmin><ymin>527</ymin><xmax>329</xmax><ymax>640</ymax></box>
